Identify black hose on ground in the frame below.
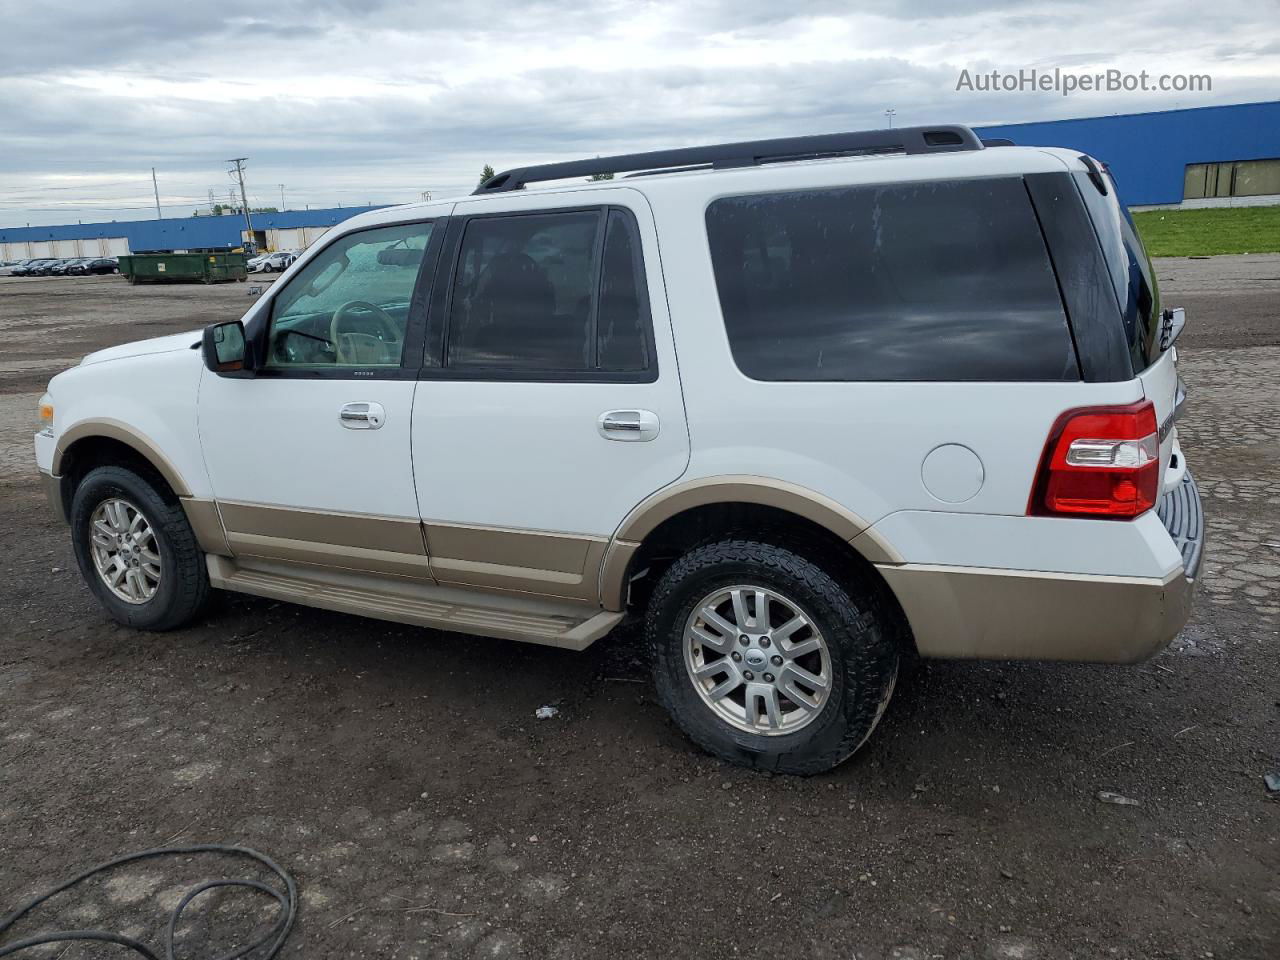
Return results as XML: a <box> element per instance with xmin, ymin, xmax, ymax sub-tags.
<box><xmin>0</xmin><ymin>844</ymin><xmax>296</xmax><ymax>959</ymax></box>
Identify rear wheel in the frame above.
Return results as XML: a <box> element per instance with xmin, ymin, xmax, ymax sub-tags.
<box><xmin>647</xmin><ymin>539</ymin><xmax>899</xmax><ymax>775</ymax></box>
<box><xmin>70</xmin><ymin>465</ymin><xmax>210</xmax><ymax>630</ymax></box>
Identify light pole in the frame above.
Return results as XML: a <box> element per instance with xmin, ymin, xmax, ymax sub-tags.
<box><xmin>279</xmin><ymin>184</ymin><xmax>286</xmax><ymax>210</ymax></box>
<box><xmin>885</xmin><ymin>108</ymin><xmax>896</xmax><ymax>129</ymax></box>
<box><xmin>227</xmin><ymin>157</ymin><xmax>254</xmax><ymax>252</ymax></box>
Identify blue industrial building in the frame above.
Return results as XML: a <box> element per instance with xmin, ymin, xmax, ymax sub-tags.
<box><xmin>4</xmin><ymin>99</ymin><xmax>1277</xmax><ymax>256</ymax></box>
<box><xmin>974</xmin><ymin>99</ymin><xmax>1280</xmax><ymax>207</ymax></box>
<box><xmin>0</xmin><ymin>205</ymin><xmax>386</xmax><ymax>260</ymax></box>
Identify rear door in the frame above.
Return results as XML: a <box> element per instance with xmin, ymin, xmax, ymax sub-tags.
<box><xmin>409</xmin><ymin>187</ymin><xmax>689</xmax><ymax>603</ymax></box>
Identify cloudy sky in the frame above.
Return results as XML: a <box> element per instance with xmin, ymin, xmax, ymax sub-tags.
<box><xmin>1</xmin><ymin>0</ymin><xmax>1276</xmax><ymax>226</ymax></box>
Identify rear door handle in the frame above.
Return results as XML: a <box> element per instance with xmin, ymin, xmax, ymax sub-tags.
<box><xmin>598</xmin><ymin>409</ymin><xmax>659</xmax><ymax>442</ymax></box>
<box><xmin>339</xmin><ymin>401</ymin><xmax>385</xmax><ymax>429</ymax></box>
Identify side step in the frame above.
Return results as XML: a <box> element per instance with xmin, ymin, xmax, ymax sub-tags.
<box><xmin>207</xmin><ymin>555</ymin><xmax>623</xmax><ymax>650</ymax></box>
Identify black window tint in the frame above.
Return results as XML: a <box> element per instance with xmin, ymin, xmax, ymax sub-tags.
<box><xmin>597</xmin><ymin>210</ymin><xmax>650</xmax><ymax>372</ymax></box>
<box><xmin>706</xmin><ymin>178</ymin><xmax>1077</xmax><ymax>382</ymax></box>
<box><xmin>448</xmin><ymin>212</ymin><xmax>598</xmax><ymax>370</ymax></box>
<box><xmin>1073</xmin><ymin>171</ymin><xmax>1161</xmax><ymax>371</ymax></box>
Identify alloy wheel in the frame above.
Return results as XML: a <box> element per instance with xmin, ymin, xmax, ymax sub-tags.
<box><xmin>683</xmin><ymin>584</ymin><xmax>832</xmax><ymax>735</ymax></box>
<box><xmin>88</xmin><ymin>497</ymin><xmax>162</xmax><ymax>604</ymax></box>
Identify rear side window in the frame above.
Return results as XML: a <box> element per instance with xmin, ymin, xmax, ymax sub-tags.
<box><xmin>1072</xmin><ymin>170</ymin><xmax>1161</xmax><ymax>371</ymax></box>
<box><xmin>444</xmin><ymin>208</ymin><xmax>654</xmax><ymax>378</ymax></box>
<box><xmin>706</xmin><ymin>178</ymin><xmax>1077</xmax><ymax>381</ymax></box>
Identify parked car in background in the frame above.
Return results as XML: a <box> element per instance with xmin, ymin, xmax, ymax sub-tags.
<box><xmin>249</xmin><ymin>251</ymin><xmax>296</xmax><ymax>274</ymax></box>
<box><xmin>12</xmin><ymin>259</ymin><xmax>57</xmax><ymax>276</ymax></box>
<box><xmin>35</xmin><ymin>259</ymin><xmax>71</xmax><ymax>276</ymax></box>
<box><xmin>69</xmin><ymin>257</ymin><xmax>120</xmax><ymax>276</ymax></box>
<box><xmin>0</xmin><ymin>259</ymin><xmax>36</xmax><ymax>276</ymax></box>
<box><xmin>51</xmin><ymin>258</ymin><xmax>91</xmax><ymax>276</ymax></box>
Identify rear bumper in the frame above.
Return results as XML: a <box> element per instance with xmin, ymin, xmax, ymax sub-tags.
<box><xmin>878</xmin><ymin>473</ymin><xmax>1204</xmax><ymax>664</ymax></box>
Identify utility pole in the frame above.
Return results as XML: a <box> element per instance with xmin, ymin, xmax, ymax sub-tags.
<box><xmin>151</xmin><ymin>167</ymin><xmax>162</xmax><ymax>219</ymax></box>
<box><xmin>227</xmin><ymin>157</ymin><xmax>255</xmax><ymax>251</ymax></box>
<box><xmin>279</xmin><ymin>183</ymin><xmax>286</xmax><ymax>210</ymax></box>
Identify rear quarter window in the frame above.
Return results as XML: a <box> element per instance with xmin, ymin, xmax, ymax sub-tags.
<box><xmin>1072</xmin><ymin>170</ymin><xmax>1161</xmax><ymax>371</ymax></box>
<box><xmin>705</xmin><ymin>177</ymin><xmax>1078</xmax><ymax>382</ymax></box>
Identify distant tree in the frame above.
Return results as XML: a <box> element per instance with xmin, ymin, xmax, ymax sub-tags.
<box><xmin>588</xmin><ymin>172</ymin><xmax>614</xmax><ymax>181</ymax></box>
<box><xmin>479</xmin><ymin>164</ymin><xmax>496</xmax><ymax>186</ymax></box>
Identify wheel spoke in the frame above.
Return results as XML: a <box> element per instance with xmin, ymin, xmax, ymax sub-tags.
<box><xmin>93</xmin><ymin>519</ymin><xmax>116</xmax><ymax>541</ymax></box>
<box><xmin>108</xmin><ymin>500</ymin><xmax>129</xmax><ymax>531</ymax></box>
<box><xmin>772</xmin><ymin>614</ymin><xmax>808</xmax><ymax>643</ymax></box>
<box><xmin>698</xmin><ymin>605</ymin><xmax>738</xmax><ymax>644</ymax></box>
<box><xmin>128</xmin><ymin>511</ymin><xmax>144</xmax><ymax>534</ymax></box>
<box><xmin>729</xmin><ymin>589</ymin><xmax>750</xmax><ymax>632</ymax></box>
<box><xmin>782</xmin><ymin>662</ymin><xmax>828</xmax><ymax>692</ymax></box>
<box><xmin>140</xmin><ymin>547</ymin><xmax>161</xmax><ymax>567</ymax></box>
<box><xmin>706</xmin><ymin>673</ymin><xmax>742</xmax><ymax>702</ymax></box>
<box><xmin>747</xmin><ymin>684</ymin><xmax>782</xmax><ymax>729</ymax></box>
<box><xmin>753</xmin><ymin>590</ymin><xmax>769</xmax><ymax>630</ymax></box>
<box><xmin>780</xmin><ymin>679</ymin><xmax>822</xmax><ymax>712</ymax></box>
<box><xmin>692</xmin><ymin>658</ymin><xmax>732</xmax><ymax>681</ymax></box>
<box><xmin>781</xmin><ymin>637</ymin><xmax>822</xmax><ymax>660</ymax></box>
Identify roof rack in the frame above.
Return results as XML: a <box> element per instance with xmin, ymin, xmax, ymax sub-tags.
<box><xmin>473</xmin><ymin>125</ymin><xmax>985</xmax><ymax>194</ymax></box>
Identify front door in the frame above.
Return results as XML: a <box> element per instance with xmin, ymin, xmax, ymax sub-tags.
<box><xmin>410</xmin><ymin>188</ymin><xmax>689</xmax><ymax>603</ymax></box>
<box><xmin>199</xmin><ymin>213</ymin><xmax>445</xmax><ymax>579</ymax></box>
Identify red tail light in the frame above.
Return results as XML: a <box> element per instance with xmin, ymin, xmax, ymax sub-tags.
<box><xmin>1029</xmin><ymin>401</ymin><xmax>1159</xmax><ymax>519</ymax></box>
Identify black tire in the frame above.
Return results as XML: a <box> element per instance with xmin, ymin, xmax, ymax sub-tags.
<box><xmin>69</xmin><ymin>465</ymin><xmax>210</xmax><ymax>631</ymax></box>
<box><xmin>647</xmin><ymin>539</ymin><xmax>899</xmax><ymax>775</ymax></box>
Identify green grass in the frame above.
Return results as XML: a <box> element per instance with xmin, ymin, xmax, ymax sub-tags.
<box><xmin>1131</xmin><ymin>205</ymin><xmax>1280</xmax><ymax>258</ymax></box>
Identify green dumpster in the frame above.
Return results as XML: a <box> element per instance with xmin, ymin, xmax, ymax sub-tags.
<box><xmin>118</xmin><ymin>252</ymin><xmax>248</xmax><ymax>285</ymax></box>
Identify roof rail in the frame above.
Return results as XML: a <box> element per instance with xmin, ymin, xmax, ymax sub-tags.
<box><xmin>473</xmin><ymin>125</ymin><xmax>984</xmax><ymax>194</ymax></box>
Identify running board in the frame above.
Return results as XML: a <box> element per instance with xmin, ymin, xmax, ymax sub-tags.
<box><xmin>206</xmin><ymin>555</ymin><xmax>623</xmax><ymax>650</ymax></box>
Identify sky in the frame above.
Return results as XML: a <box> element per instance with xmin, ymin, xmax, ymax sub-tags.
<box><xmin>1</xmin><ymin>0</ymin><xmax>1277</xmax><ymax>227</ymax></box>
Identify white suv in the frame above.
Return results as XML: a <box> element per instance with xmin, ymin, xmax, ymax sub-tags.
<box><xmin>34</xmin><ymin>126</ymin><xmax>1203</xmax><ymax>774</ymax></box>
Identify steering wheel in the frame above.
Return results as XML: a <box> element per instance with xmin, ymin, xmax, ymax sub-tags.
<box><xmin>329</xmin><ymin>300</ymin><xmax>402</xmax><ymax>364</ymax></box>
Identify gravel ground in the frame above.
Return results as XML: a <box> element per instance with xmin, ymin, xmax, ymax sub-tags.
<box><xmin>0</xmin><ymin>263</ymin><xmax>1276</xmax><ymax>959</ymax></box>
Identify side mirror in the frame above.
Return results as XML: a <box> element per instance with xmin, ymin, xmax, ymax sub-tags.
<box><xmin>202</xmin><ymin>321</ymin><xmax>254</xmax><ymax>376</ymax></box>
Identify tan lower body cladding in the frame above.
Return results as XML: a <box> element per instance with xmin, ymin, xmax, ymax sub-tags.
<box><xmin>184</xmin><ymin>499</ymin><xmax>607</xmax><ymax>604</ymax></box>
<box><xmin>878</xmin><ymin>563</ymin><xmax>1194</xmax><ymax>663</ymax></box>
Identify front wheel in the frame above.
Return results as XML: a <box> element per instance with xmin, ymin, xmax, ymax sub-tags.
<box><xmin>647</xmin><ymin>539</ymin><xmax>899</xmax><ymax>775</ymax></box>
<box><xmin>70</xmin><ymin>465</ymin><xmax>210</xmax><ymax>630</ymax></box>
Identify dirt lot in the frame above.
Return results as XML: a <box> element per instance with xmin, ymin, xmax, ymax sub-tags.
<box><xmin>1</xmin><ymin>262</ymin><xmax>1277</xmax><ymax>959</ymax></box>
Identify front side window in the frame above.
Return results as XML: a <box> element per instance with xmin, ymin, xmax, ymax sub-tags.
<box><xmin>706</xmin><ymin>178</ymin><xmax>1077</xmax><ymax>382</ymax></box>
<box><xmin>443</xmin><ymin>208</ymin><xmax>653</xmax><ymax>377</ymax></box>
<box><xmin>266</xmin><ymin>221</ymin><xmax>433</xmax><ymax>369</ymax></box>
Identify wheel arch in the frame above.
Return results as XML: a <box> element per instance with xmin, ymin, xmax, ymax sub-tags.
<box><xmin>53</xmin><ymin>421</ymin><xmax>191</xmax><ymax>516</ymax></box>
<box><xmin>599</xmin><ymin>476</ymin><xmax>903</xmax><ymax>613</ymax></box>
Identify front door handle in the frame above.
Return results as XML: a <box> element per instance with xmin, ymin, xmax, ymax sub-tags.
<box><xmin>598</xmin><ymin>409</ymin><xmax>659</xmax><ymax>442</ymax></box>
<box><xmin>339</xmin><ymin>401</ymin><xmax>385</xmax><ymax>429</ymax></box>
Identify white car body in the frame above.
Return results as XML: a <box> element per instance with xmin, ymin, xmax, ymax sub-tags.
<box><xmin>35</xmin><ymin>131</ymin><xmax>1201</xmax><ymax>673</ymax></box>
